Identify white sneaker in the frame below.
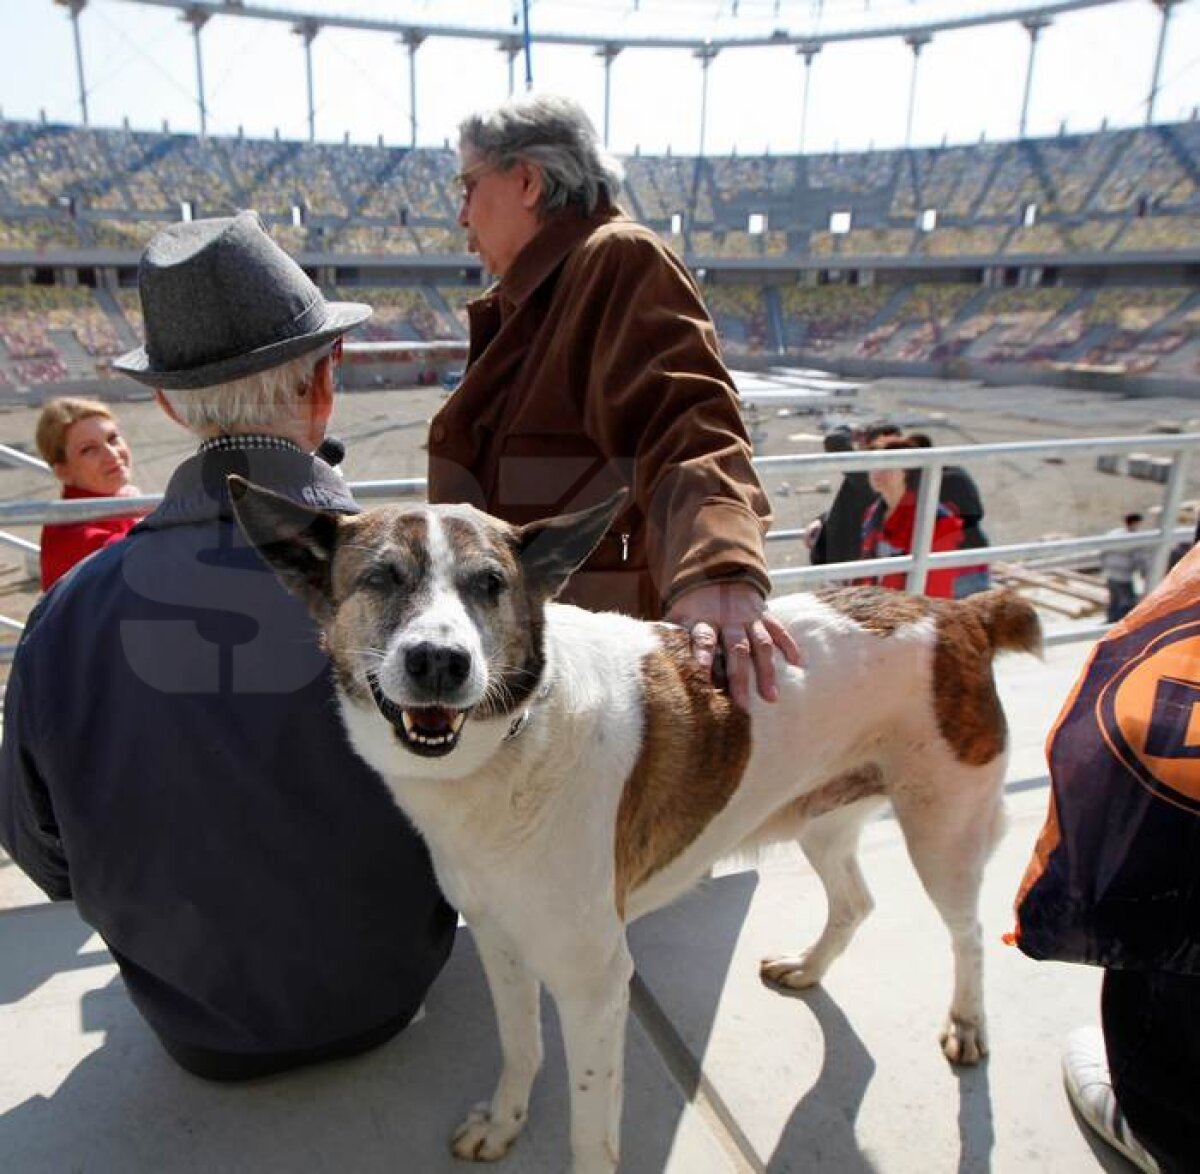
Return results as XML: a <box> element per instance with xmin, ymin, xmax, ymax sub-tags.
<box><xmin>1062</xmin><ymin>1026</ymin><xmax>1160</xmax><ymax>1174</ymax></box>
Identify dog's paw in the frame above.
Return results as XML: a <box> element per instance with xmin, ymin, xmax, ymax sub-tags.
<box><xmin>760</xmin><ymin>953</ymin><xmax>826</xmax><ymax>990</ymax></box>
<box><xmin>451</xmin><ymin>1102</ymin><xmax>527</xmax><ymax>1162</ymax></box>
<box><xmin>939</xmin><ymin>1015</ymin><xmax>988</xmax><ymax>1066</ymax></box>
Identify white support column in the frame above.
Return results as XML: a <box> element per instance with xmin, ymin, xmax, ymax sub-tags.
<box><xmin>796</xmin><ymin>41</ymin><xmax>822</xmax><ymax>155</ymax></box>
<box><xmin>1147</xmin><ymin>0</ymin><xmax>1178</xmax><ymax>125</ymax></box>
<box><xmin>56</xmin><ymin>0</ymin><xmax>89</xmax><ymax>126</ymax></box>
<box><xmin>183</xmin><ymin>7</ymin><xmax>211</xmax><ymax>140</ymax></box>
<box><xmin>498</xmin><ymin>37</ymin><xmax>521</xmax><ymax>98</ymax></box>
<box><xmin>904</xmin><ymin>32</ymin><xmax>931</xmax><ymax>149</ymax></box>
<box><xmin>1019</xmin><ymin>15</ymin><xmax>1051</xmax><ymax>139</ymax></box>
<box><xmin>293</xmin><ymin>18</ymin><xmax>320</xmax><ymax>143</ymax></box>
<box><xmin>694</xmin><ymin>44</ymin><xmax>719</xmax><ymax>157</ymax></box>
<box><xmin>596</xmin><ymin>44</ymin><xmax>622</xmax><ymax>148</ymax></box>
<box><xmin>401</xmin><ymin>30</ymin><xmax>426</xmax><ymax>149</ymax></box>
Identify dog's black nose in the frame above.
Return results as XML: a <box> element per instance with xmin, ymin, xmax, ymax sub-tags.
<box><xmin>404</xmin><ymin>642</ymin><xmax>471</xmax><ymax>693</ymax></box>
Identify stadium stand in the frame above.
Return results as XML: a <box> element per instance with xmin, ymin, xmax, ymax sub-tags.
<box><xmin>958</xmin><ymin>287</ymin><xmax>1079</xmax><ymax>363</ymax></box>
<box><xmin>813</xmin><ymin>227</ymin><xmax>916</xmax><ymax>257</ymax></box>
<box><xmin>340</xmin><ymin>287</ymin><xmax>461</xmax><ymax>342</ymax></box>
<box><xmin>703</xmin><ymin>284</ymin><xmax>770</xmax><ymax>356</ymax></box>
<box><xmin>436</xmin><ymin>285</ymin><xmax>483</xmax><ymax>333</ymax></box>
<box><xmin>0</xmin><ymin>117</ymin><xmax>1197</xmax><ymax>391</ymax></box>
<box><xmin>1113</xmin><ymin>213</ymin><xmax>1200</xmax><ymax>252</ymax></box>
<box><xmin>113</xmin><ymin>288</ymin><xmax>143</xmax><ymax>338</ymax></box>
<box><xmin>779</xmin><ymin>285</ymin><xmax>892</xmax><ymax>355</ymax></box>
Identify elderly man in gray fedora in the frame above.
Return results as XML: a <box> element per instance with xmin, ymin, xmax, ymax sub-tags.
<box><xmin>0</xmin><ymin>211</ymin><xmax>455</xmax><ymax>1080</ymax></box>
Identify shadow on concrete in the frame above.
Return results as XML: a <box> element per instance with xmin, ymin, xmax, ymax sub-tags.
<box><xmin>953</xmin><ymin>1058</ymin><xmax>995</xmax><ymax>1174</ymax></box>
<box><xmin>0</xmin><ymin>902</ymin><xmax>738</xmax><ymax>1173</ymax></box>
<box><xmin>766</xmin><ymin>986</ymin><xmax>879</xmax><ymax>1174</ymax></box>
<box><xmin>0</xmin><ymin>903</ymin><xmax>102</xmax><ymax>1004</ymax></box>
<box><xmin>627</xmin><ymin>871</ymin><xmax>761</xmax><ymax>1167</ymax></box>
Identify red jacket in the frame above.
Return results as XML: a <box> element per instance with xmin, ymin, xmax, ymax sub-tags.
<box><xmin>860</xmin><ymin>492</ymin><xmax>965</xmax><ymax>599</ymax></box>
<box><xmin>40</xmin><ymin>485</ymin><xmax>139</xmax><ymax>590</ymax></box>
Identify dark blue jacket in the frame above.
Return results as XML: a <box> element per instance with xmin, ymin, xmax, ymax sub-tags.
<box><xmin>0</xmin><ymin>441</ymin><xmax>455</xmax><ymax>1073</ymax></box>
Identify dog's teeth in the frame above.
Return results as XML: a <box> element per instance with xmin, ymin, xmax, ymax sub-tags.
<box><xmin>450</xmin><ymin>713</ymin><xmax>467</xmax><ymax>734</ymax></box>
<box><xmin>401</xmin><ymin>711</ymin><xmax>416</xmax><ymax>735</ymax></box>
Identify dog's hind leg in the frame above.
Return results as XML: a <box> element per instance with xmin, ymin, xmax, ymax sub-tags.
<box><xmin>549</xmin><ymin>939</ymin><xmax>634</xmax><ymax>1174</ymax></box>
<box><xmin>452</xmin><ymin>927</ymin><xmax>544</xmax><ymax>1162</ymax></box>
<box><xmin>760</xmin><ymin>796</ymin><xmax>887</xmax><ymax>990</ymax></box>
<box><xmin>890</xmin><ymin>764</ymin><xmax>1006</xmax><ymax>1066</ymax></box>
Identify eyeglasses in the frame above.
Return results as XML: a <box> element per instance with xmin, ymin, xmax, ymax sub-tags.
<box><xmin>455</xmin><ymin>161</ymin><xmax>495</xmax><ymax>203</ymax></box>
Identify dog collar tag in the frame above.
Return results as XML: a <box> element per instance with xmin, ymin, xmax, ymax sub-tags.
<box><xmin>504</xmin><ymin>709</ymin><xmax>531</xmax><ymax>741</ymax></box>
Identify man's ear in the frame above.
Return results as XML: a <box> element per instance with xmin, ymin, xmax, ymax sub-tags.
<box><xmin>153</xmin><ymin>389</ymin><xmax>186</xmax><ymax>430</ymax></box>
<box><xmin>228</xmin><ymin>475</ymin><xmax>342</xmax><ymax>620</ymax></box>
<box><xmin>305</xmin><ymin>357</ymin><xmax>336</xmax><ymax>447</ymax></box>
<box><xmin>519</xmin><ymin>161</ymin><xmax>544</xmax><ymax>212</ymax></box>
<box><xmin>516</xmin><ymin>490</ymin><xmax>627</xmax><ymax>601</ymax></box>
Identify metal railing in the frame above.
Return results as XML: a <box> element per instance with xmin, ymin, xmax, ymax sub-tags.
<box><xmin>0</xmin><ymin>432</ymin><xmax>1195</xmax><ymax>656</ymax></box>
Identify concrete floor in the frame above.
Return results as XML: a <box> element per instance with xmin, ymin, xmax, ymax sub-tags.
<box><xmin>0</xmin><ymin>634</ymin><xmax>1141</xmax><ymax>1173</ymax></box>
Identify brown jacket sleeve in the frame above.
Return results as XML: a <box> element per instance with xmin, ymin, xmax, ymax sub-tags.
<box><xmin>562</xmin><ymin>222</ymin><xmax>771</xmax><ymax>607</ymax></box>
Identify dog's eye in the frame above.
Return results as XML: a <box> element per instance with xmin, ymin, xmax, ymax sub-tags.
<box><xmin>468</xmin><ymin>569</ymin><xmax>507</xmax><ymax>603</ymax></box>
<box><xmin>358</xmin><ymin>563</ymin><xmax>407</xmax><ymax>593</ymax></box>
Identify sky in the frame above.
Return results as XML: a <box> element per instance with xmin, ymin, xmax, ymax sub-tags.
<box><xmin>0</xmin><ymin>0</ymin><xmax>1198</xmax><ymax>156</ymax></box>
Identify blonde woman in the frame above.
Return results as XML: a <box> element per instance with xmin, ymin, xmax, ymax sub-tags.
<box><xmin>34</xmin><ymin>397</ymin><xmax>141</xmax><ymax>589</ymax></box>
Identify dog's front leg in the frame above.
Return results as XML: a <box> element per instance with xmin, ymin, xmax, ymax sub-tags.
<box><xmin>551</xmin><ymin>943</ymin><xmax>634</xmax><ymax>1174</ymax></box>
<box><xmin>452</xmin><ymin>927</ymin><xmax>543</xmax><ymax>1162</ymax></box>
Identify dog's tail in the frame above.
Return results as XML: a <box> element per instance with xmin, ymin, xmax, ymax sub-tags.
<box><xmin>963</xmin><ymin>587</ymin><xmax>1043</xmax><ymax>658</ymax></box>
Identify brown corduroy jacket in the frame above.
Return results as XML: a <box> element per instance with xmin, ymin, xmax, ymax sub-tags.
<box><xmin>426</xmin><ymin>199</ymin><xmax>771</xmax><ymax>620</ymax></box>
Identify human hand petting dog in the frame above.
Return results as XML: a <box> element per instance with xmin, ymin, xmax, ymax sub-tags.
<box><xmin>666</xmin><ymin>581</ymin><xmax>803</xmax><ymax>708</ymax></box>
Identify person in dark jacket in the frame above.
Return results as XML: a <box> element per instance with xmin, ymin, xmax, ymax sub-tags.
<box><xmin>0</xmin><ymin>212</ymin><xmax>455</xmax><ymax>1081</ymax></box>
<box><xmin>808</xmin><ymin>426</ymin><xmax>877</xmax><ymax>566</ymax></box>
<box><xmin>429</xmin><ymin>93</ymin><xmax>800</xmax><ymax>710</ymax></box>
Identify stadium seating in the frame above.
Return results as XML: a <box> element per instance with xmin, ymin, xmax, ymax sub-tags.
<box><xmin>436</xmin><ymin>286</ymin><xmax>484</xmax><ymax>333</ymax></box>
<box><xmin>1113</xmin><ymin>214</ymin><xmax>1200</xmax><ymax>252</ymax></box>
<box><xmin>0</xmin><ymin>116</ymin><xmax>1198</xmax><ymax>387</ymax></box>
<box><xmin>3</xmin><ymin>118</ymin><xmax>1198</xmax><ymax>266</ymax></box>
<box><xmin>0</xmin><ymin>286</ymin><xmax>121</xmax><ymax>360</ymax></box>
<box><xmin>338</xmin><ymin>287</ymin><xmax>460</xmax><ymax>342</ymax></box>
<box><xmin>813</xmin><ymin>227</ymin><xmax>915</xmax><ymax>257</ymax></box>
<box><xmin>915</xmin><ymin>225</ymin><xmax>1011</xmax><ymax>256</ymax></box>
<box><xmin>778</xmin><ymin>285</ymin><xmax>891</xmax><ymax>354</ymax></box>
<box><xmin>702</xmin><ymin>284</ymin><xmax>769</xmax><ymax>356</ymax></box>
<box><xmin>959</xmin><ymin>288</ymin><xmax>1077</xmax><ymax>362</ymax></box>
<box><xmin>1094</xmin><ymin>128</ymin><xmax>1196</xmax><ymax>212</ymax></box>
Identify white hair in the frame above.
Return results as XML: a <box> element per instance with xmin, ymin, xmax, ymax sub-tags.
<box><xmin>159</xmin><ymin>349</ymin><xmax>325</xmax><ymax>435</ymax></box>
<box><xmin>459</xmin><ymin>93</ymin><xmax>624</xmax><ymax>216</ymax></box>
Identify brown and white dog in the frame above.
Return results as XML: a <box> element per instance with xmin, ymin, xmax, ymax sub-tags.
<box><xmin>230</xmin><ymin>480</ymin><xmax>1041</xmax><ymax>1174</ymax></box>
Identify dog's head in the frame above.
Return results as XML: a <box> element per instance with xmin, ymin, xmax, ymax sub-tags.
<box><xmin>230</xmin><ymin>476</ymin><xmax>624</xmax><ymax>773</ymax></box>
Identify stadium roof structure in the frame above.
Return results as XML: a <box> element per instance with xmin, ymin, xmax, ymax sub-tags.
<box><xmin>111</xmin><ymin>0</ymin><xmax>1127</xmax><ymax>49</ymax></box>
<box><xmin>55</xmin><ymin>0</ymin><xmax>1186</xmax><ymax>151</ymax></box>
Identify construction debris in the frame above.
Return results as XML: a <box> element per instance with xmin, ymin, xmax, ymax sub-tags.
<box><xmin>993</xmin><ymin>562</ymin><xmax>1107</xmax><ymax>619</ymax></box>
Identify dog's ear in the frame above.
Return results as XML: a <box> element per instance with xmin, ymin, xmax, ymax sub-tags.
<box><xmin>516</xmin><ymin>490</ymin><xmax>628</xmax><ymax>600</ymax></box>
<box><xmin>228</xmin><ymin>475</ymin><xmax>342</xmax><ymax>618</ymax></box>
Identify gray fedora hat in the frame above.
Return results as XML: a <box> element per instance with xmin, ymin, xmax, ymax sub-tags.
<box><xmin>113</xmin><ymin>211</ymin><xmax>371</xmax><ymax>390</ymax></box>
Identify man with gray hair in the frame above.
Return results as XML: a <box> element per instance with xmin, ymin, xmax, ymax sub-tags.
<box><xmin>429</xmin><ymin>93</ymin><xmax>801</xmax><ymax>710</ymax></box>
<box><xmin>0</xmin><ymin>212</ymin><xmax>455</xmax><ymax>1080</ymax></box>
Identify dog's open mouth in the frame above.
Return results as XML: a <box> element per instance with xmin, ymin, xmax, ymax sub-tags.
<box><xmin>368</xmin><ymin>675</ymin><xmax>468</xmax><ymax>757</ymax></box>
